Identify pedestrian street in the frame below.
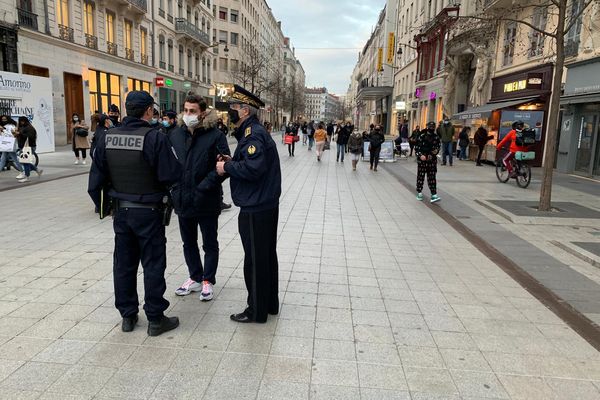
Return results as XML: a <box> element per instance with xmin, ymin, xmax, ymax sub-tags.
<box><xmin>0</xmin><ymin>140</ymin><xmax>599</xmax><ymax>400</ymax></box>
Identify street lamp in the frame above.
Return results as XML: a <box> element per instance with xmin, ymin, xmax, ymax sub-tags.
<box><xmin>397</xmin><ymin>43</ymin><xmax>418</xmax><ymax>55</ymax></box>
<box><xmin>207</xmin><ymin>42</ymin><xmax>229</xmax><ymax>57</ymax></box>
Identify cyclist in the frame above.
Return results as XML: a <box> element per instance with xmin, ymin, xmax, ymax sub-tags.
<box><xmin>496</xmin><ymin>120</ymin><xmax>529</xmax><ymax>178</ymax></box>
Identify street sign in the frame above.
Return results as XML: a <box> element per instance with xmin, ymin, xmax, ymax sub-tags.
<box><xmin>155</xmin><ymin>77</ymin><xmax>165</xmax><ymax>87</ymax></box>
<box><xmin>183</xmin><ymin>82</ymin><xmax>192</xmax><ymax>89</ymax></box>
<box><xmin>165</xmin><ymin>79</ymin><xmax>173</xmax><ymax>87</ymax></box>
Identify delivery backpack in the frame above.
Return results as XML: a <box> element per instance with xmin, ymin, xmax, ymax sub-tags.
<box><xmin>515</xmin><ymin>128</ymin><xmax>536</xmax><ymax>146</ymax></box>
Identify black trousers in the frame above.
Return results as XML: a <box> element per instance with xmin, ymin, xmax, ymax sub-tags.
<box><xmin>238</xmin><ymin>207</ymin><xmax>279</xmax><ymax>322</ymax></box>
<box><xmin>287</xmin><ymin>142</ymin><xmax>295</xmax><ymax>156</ymax></box>
<box><xmin>369</xmin><ymin>146</ymin><xmax>381</xmax><ymax>168</ymax></box>
<box><xmin>113</xmin><ymin>208</ymin><xmax>169</xmax><ymax>322</ymax></box>
<box><xmin>476</xmin><ymin>145</ymin><xmax>485</xmax><ymax>164</ymax></box>
<box><xmin>178</xmin><ymin>214</ymin><xmax>219</xmax><ymax>284</ymax></box>
<box><xmin>416</xmin><ymin>159</ymin><xmax>437</xmax><ymax>195</ymax></box>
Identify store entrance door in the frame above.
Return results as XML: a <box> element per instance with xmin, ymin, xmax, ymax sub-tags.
<box><xmin>574</xmin><ymin>113</ymin><xmax>600</xmax><ymax>178</ymax></box>
<box><xmin>64</xmin><ymin>73</ymin><xmax>84</xmax><ymax>144</ymax></box>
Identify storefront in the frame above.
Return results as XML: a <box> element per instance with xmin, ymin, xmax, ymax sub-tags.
<box><xmin>453</xmin><ymin>63</ymin><xmax>553</xmax><ymax>166</ymax></box>
<box><xmin>156</xmin><ymin>76</ymin><xmax>188</xmax><ymax>112</ymax></box>
<box><xmin>558</xmin><ymin>57</ymin><xmax>600</xmax><ymax>178</ymax></box>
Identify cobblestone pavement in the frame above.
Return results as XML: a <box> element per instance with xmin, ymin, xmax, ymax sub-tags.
<box><xmin>0</xmin><ymin>142</ymin><xmax>599</xmax><ymax>399</ymax></box>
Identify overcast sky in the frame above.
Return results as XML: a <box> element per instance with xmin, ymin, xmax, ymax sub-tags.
<box><xmin>268</xmin><ymin>0</ymin><xmax>386</xmax><ymax>96</ymax></box>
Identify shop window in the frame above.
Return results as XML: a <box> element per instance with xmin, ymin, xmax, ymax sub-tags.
<box><xmin>127</xmin><ymin>78</ymin><xmax>151</xmax><ymax>93</ymax></box>
<box><xmin>88</xmin><ymin>69</ymin><xmax>121</xmax><ymax>114</ymax></box>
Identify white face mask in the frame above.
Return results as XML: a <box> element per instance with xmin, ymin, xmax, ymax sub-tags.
<box><xmin>183</xmin><ymin>114</ymin><xmax>199</xmax><ymax>129</ymax></box>
<box><xmin>73</xmin><ymin>117</ymin><xmax>79</xmax><ymax>122</ymax></box>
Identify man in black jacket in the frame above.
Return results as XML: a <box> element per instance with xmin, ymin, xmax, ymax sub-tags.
<box><xmin>216</xmin><ymin>85</ymin><xmax>281</xmax><ymax>323</ymax></box>
<box><xmin>170</xmin><ymin>94</ymin><xmax>231</xmax><ymax>301</ymax></box>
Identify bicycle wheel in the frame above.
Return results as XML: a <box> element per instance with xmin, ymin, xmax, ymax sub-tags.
<box><xmin>516</xmin><ymin>163</ymin><xmax>531</xmax><ymax>188</ymax></box>
<box><xmin>495</xmin><ymin>161</ymin><xmax>510</xmax><ymax>183</ymax></box>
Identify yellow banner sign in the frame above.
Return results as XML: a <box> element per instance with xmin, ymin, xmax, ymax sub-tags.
<box><xmin>377</xmin><ymin>48</ymin><xmax>383</xmax><ymax>72</ymax></box>
<box><xmin>387</xmin><ymin>32</ymin><xmax>395</xmax><ymax>64</ymax></box>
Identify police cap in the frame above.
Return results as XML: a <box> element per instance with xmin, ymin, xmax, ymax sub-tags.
<box><xmin>228</xmin><ymin>84</ymin><xmax>265</xmax><ymax>109</ymax></box>
<box><xmin>125</xmin><ymin>91</ymin><xmax>156</xmax><ymax>110</ymax></box>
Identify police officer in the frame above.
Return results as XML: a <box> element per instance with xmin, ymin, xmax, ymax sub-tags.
<box><xmin>216</xmin><ymin>85</ymin><xmax>281</xmax><ymax>323</ymax></box>
<box><xmin>88</xmin><ymin>90</ymin><xmax>182</xmax><ymax>336</ymax></box>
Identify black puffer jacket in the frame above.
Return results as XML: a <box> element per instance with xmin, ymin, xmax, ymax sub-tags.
<box><xmin>170</xmin><ymin>109</ymin><xmax>231</xmax><ymax>217</ymax></box>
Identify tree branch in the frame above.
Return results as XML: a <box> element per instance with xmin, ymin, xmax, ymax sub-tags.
<box><xmin>457</xmin><ymin>15</ymin><xmax>556</xmax><ymax>39</ymax></box>
<box><xmin>564</xmin><ymin>0</ymin><xmax>595</xmax><ymax>34</ymax></box>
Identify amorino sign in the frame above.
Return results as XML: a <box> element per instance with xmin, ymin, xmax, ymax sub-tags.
<box><xmin>564</xmin><ymin>56</ymin><xmax>600</xmax><ymax>96</ymax></box>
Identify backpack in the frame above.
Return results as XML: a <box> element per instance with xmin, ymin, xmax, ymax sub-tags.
<box><xmin>515</xmin><ymin>128</ymin><xmax>536</xmax><ymax>146</ymax></box>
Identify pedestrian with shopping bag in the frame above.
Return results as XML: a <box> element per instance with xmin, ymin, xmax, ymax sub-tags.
<box><xmin>0</xmin><ymin>116</ymin><xmax>23</xmax><ymax>175</ymax></box>
<box><xmin>16</xmin><ymin>117</ymin><xmax>42</xmax><ymax>183</ymax></box>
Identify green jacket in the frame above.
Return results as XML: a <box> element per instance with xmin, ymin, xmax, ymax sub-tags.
<box><xmin>437</xmin><ymin>123</ymin><xmax>455</xmax><ymax>143</ymax></box>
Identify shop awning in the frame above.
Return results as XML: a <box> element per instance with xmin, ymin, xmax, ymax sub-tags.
<box><xmin>452</xmin><ymin>97</ymin><xmax>538</xmax><ymax>120</ymax></box>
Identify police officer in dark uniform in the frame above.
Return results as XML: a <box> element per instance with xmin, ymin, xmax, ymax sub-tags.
<box><xmin>216</xmin><ymin>85</ymin><xmax>282</xmax><ymax>323</ymax></box>
<box><xmin>88</xmin><ymin>91</ymin><xmax>182</xmax><ymax>336</ymax></box>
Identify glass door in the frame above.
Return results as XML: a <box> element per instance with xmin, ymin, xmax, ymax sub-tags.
<box><xmin>575</xmin><ymin>114</ymin><xmax>597</xmax><ymax>175</ymax></box>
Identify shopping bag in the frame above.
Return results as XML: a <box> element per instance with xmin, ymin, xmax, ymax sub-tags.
<box><xmin>284</xmin><ymin>134</ymin><xmax>294</xmax><ymax>145</ymax></box>
<box><xmin>0</xmin><ymin>136</ymin><xmax>16</xmax><ymax>152</ymax></box>
<box><xmin>18</xmin><ymin>140</ymin><xmax>34</xmax><ymax>164</ymax></box>
<box><xmin>323</xmin><ymin>141</ymin><xmax>330</xmax><ymax>151</ymax></box>
<box><xmin>293</xmin><ymin>135</ymin><xmax>299</xmax><ymax>142</ymax></box>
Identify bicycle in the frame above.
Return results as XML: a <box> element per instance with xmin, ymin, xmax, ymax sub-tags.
<box><xmin>495</xmin><ymin>148</ymin><xmax>532</xmax><ymax>189</ymax></box>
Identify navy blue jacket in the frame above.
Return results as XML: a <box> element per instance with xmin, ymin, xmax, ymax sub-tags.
<box><xmin>88</xmin><ymin>116</ymin><xmax>182</xmax><ymax>208</ymax></box>
<box><xmin>224</xmin><ymin>115</ymin><xmax>281</xmax><ymax>212</ymax></box>
<box><xmin>169</xmin><ymin>111</ymin><xmax>231</xmax><ymax>217</ymax></box>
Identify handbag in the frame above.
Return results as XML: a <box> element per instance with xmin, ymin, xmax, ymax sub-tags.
<box><xmin>18</xmin><ymin>139</ymin><xmax>34</xmax><ymax>164</ymax></box>
<box><xmin>323</xmin><ymin>141</ymin><xmax>330</xmax><ymax>151</ymax></box>
<box><xmin>0</xmin><ymin>136</ymin><xmax>16</xmax><ymax>152</ymax></box>
<box><xmin>293</xmin><ymin>135</ymin><xmax>299</xmax><ymax>142</ymax></box>
<box><xmin>75</xmin><ymin>127</ymin><xmax>89</xmax><ymax>137</ymax></box>
<box><xmin>284</xmin><ymin>134</ymin><xmax>294</xmax><ymax>145</ymax></box>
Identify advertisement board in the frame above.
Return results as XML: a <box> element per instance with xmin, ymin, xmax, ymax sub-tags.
<box><xmin>0</xmin><ymin>71</ymin><xmax>55</xmax><ymax>153</ymax></box>
<box><xmin>363</xmin><ymin>140</ymin><xmax>395</xmax><ymax>162</ymax></box>
<box><xmin>499</xmin><ymin>110</ymin><xmax>544</xmax><ymax>142</ymax></box>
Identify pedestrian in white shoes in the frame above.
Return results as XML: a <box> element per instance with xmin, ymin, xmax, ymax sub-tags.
<box><xmin>15</xmin><ymin>117</ymin><xmax>42</xmax><ymax>183</ymax></box>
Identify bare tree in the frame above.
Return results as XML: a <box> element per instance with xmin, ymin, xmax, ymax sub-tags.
<box><xmin>229</xmin><ymin>43</ymin><xmax>278</xmax><ymax>98</ymax></box>
<box><xmin>464</xmin><ymin>0</ymin><xmax>597</xmax><ymax>211</ymax></box>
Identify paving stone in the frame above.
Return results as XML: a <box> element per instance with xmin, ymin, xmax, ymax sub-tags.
<box><xmin>309</xmin><ymin>384</ymin><xmax>360</xmax><ymax>400</ymax></box>
<box><xmin>270</xmin><ymin>335</ymin><xmax>313</xmax><ymax>358</ymax></box>
<box><xmin>311</xmin><ymin>359</ymin><xmax>359</xmax><ymax>387</ymax></box>
<box><xmin>149</xmin><ymin>370</ymin><xmax>211</xmax><ymax>400</ymax></box>
<box><xmin>98</xmin><ymin>369</ymin><xmax>165</xmax><ymax>399</ymax></box>
<box><xmin>79</xmin><ymin>343</ymin><xmax>137</xmax><ymax>368</ymax></box>
<box><xmin>47</xmin><ymin>365</ymin><xmax>116</xmax><ymax>396</ymax></box>
<box><xmin>0</xmin><ymin>337</ymin><xmax>53</xmax><ymax>361</ymax></box>
<box><xmin>263</xmin><ymin>356</ymin><xmax>312</xmax><ymax>383</ymax></box>
<box><xmin>123</xmin><ymin>346</ymin><xmax>178</xmax><ymax>371</ymax></box>
<box><xmin>203</xmin><ymin>376</ymin><xmax>260</xmax><ymax>400</ymax></box>
<box><xmin>33</xmin><ymin>340</ymin><xmax>94</xmax><ymax>364</ymax></box>
<box><xmin>0</xmin><ymin>361</ymin><xmax>70</xmax><ymax>392</ymax></box>
<box><xmin>357</xmin><ymin>363</ymin><xmax>408</xmax><ymax>390</ymax></box>
<box><xmin>404</xmin><ymin>367</ymin><xmax>458</xmax><ymax>395</ymax></box>
<box><xmin>450</xmin><ymin>370</ymin><xmax>509</xmax><ymax>399</ymax></box>
<box><xmin>257</xmin><ymin>381</ymin><xmax>309</xmax><ymax>400</ymax></box>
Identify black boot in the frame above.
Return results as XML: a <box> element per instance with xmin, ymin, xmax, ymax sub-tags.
<box><xmin>147</xmin><ymin>316</ymin><xmax>179</xmax><ymax>336</ymax></box>
<box><xmin>121</xmin><ymin>315</ymin><xmax>138</xmax><ymax>332</ymax></box>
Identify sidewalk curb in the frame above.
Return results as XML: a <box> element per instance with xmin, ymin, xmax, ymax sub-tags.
<box><xmin>0</xmin><ymin>170</ymin><xmax>89</xmax><ymax>192</ymax></box>
<box><xmin>383</xmin><ymin>163</ymin><xmax>600</xmax><ymax>352</ymax></box>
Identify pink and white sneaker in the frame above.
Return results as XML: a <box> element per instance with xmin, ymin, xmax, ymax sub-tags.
<box><xmin>174</xmin><ymin>278</ymin><xmax>202</xmax><ymax>296</ymax></box>
<box><xmin>200</xmin><ymin>280</ymin><xmax>214</xmax><ymax>301</ymax></box>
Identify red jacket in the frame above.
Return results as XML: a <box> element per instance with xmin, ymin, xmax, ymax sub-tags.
<box><xmin>497</xmin><ymin>130</ymin><xmax>529</xmax><ymax>153</ymax></box>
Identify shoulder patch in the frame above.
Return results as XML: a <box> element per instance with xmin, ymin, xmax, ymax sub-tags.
<box><xmin>245</xmin><ymin>127</ymin><xmax>252</xmax><ymax>137</ymax></box>
<box><xmin>247</xmin><ymin>145</ymin><xmax>256</xmax><ymax>155</ymax></box>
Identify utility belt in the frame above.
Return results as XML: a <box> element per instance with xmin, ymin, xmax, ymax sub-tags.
<box><xmin>111</xmin><ymin>197</ymin><xmax>173</xmax><ymax>226</ymax></box>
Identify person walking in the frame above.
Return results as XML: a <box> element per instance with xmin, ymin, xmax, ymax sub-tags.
<box><xmin>326</xmin><ymin>121</ymin><xmax>334</xmax><ymax>143</ymax></box>
<box><xmin>336</xmin><ymin>123</ymin><xmax>351</xmax><ymax>162</ymax></box>
<box><xmin>0</xmin><ymin>116</ymin><xmax>23</xmax><ymax>175</ymax></box>
<box><xmin>215</xmin><ymin>85</ymin><xmax>281</xmax><ymax>324</ymax></box>
<box><xmin>170</xmin><ymin>94</ymin><xmax>230</xmax><ymax>301</ymax></box>
<box><xmin>307</xmin><ymin>120</ymin><xmax>315</xmax><ymax>150</ymax></box>
<box><xmin>437</xmin><ymin>117</ymin><xmax>455</xmax><ymax>166</ymax></box>
<box><xmin>368</xmin><ymin>125</ymin><xmax>385</xmax><ymax>171</ymax></box>
<box><xmin>474</xmin><ymin>125</ymin><xmax>493</xmax><ymax>166</ymax></box>
<box><xmin>400</xmin><ymin>121</ymin><xmax>409</xmax><ymax>143</ymax></box>
<box><xmin>216</xmin><ymin>117</ymin><xmax>229</xmax><ymax>137</ymax></box>
<box><xmin>16</xmin><ymin>117</ymin><xmax>42</xmax><ymax>183</ymax></box>
<box><xmin>284</xmin><ymin>123</ymin><xmax>297</xmax><ymax>157</ymax></box>
<box><xmin>415</xmin><ymin>122</ymin><xmax>441</xmax><ymax>203</ymax></box>
<box><xmin>314</xmin><ymin>123</ymin><xmax>327</xmax><ymax>162</ymax></box>
<box><xmin>88</xmin><ymin>90</ymin><xmax>182</xmax><ymax>336</ymax></box>
<box><xmin>458</xmin><ymin>126</ymin><xmax>471</xmax><ymax>161</ymax></box>
<box><xmin>409</xmin><ymin>125</ymin><xmax>420</xmax><ymax>157</ymax></box>
<box><xmin>301</xmin><ymin>121</ymin><xmax>308</xmax><ymax>145</ymax></box>
<box><xmin>71</xmin><ymin>113</ymin><xmax>90</xmax><ymax>165</ymax></box>
<box><xmin>347</xmin><ymin>129</ymin><xmax>363</xmax><ymax>171</ymax></box>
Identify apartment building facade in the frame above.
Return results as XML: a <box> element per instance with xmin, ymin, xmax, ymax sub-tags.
<box><xmin>305</xmin><ymin>87</ymin><xmax>340</xmax><ymax>123</ymax></box>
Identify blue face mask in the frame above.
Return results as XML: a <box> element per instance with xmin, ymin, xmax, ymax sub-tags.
<box><xmin>162</xmin><ymin>120</ymin><xmax>170</xmax><ymax>128</ymax></box>
<box><xmin>151</xmin><ymin>118</ymin><xmax>158</xmax><ymax>125</ymax></box>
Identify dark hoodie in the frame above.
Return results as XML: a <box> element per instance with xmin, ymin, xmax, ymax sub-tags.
<box><xmin>169</xmin><ymin>109</ymin><xmax>231</xmax><ymax>217</ymax></box>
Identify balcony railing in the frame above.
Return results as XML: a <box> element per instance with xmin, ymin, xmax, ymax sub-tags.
<box><xmin>179</xmin><ymin>68</ymin><xmax>185</xmax><ymax>75</ymax></box>
<box><xmin>85</xmin><ymin>34</ymin><xmax>98</xmax><ymax>50</ymax></box>
<box><xmin>141</xmin><ymin>53</ymin><xmax>149</xmax><ymax>65</ymax></box>
<box><xmin>126</xmin><ymin>48</ymin><xmax>134</xmax><ymax>61</ymax></box>
<box><xmin>58</xmin><ymin>24</ymin><xmax>74</xmax><ymax>42</ymax></box>
<box><xmin>126</xmin><ymin>0</ymin><xmax>147</xmax><ymax>13</ymax></box>
<box><xmin>107</xmin><ymin>41</ymin><xmax>118</xmax><ymax>56</ymax></box>
<box><xmin>168</xmin><ymin>64</ymin><xmax>174</xmax><ymax>72</ymax></box>
<box><xmin>175</xmin><ymin>18</ymin><xmax>211</xmax><ymax>47</ymax></box>
<box><xmin>167</xmin><ymin>14</ymin><xmax>174</xmax><ymax>23</ymax></box>
<box><xmin>188</xmin><ymin>72</ymin><xmax>193</xmax><ymax>79</ymax></box>
<box><xmin>17</xmin><ymin>8</ymin><xmax>38</xmax><ymax>30</ymax></box>
<box><xmin>158</xmin><ymin>8</ymin><xmax>165</xmax><ymax>17</ymax></box>
<box><xmin>159</xmin><ymin>61</ymin><xmax>166</xmax><ymax>69</ymax></box>
<box><xmin>564</xmin><ymin>39</ymin><xmax>580</xmax><ymax>58</ymax></box>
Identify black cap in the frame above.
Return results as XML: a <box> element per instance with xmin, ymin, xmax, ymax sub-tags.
<box><xmin>427</xmin><ymin>121</ymin><xmax>436</xmax><ymax>129</ymax></box>
<box><xmin>227</xmin><ymin>84</ymin><xmax>265</xmax><ymax>108</ymax></box>
<box><xmin>125</xmin><ymin>91</ymin><xmax>155</xmax><ymax>109</ymax></box>
<box><xmin>108</xmin><ymin>104</ymin><xmax>120</xmax><ymax>113</ymax></box>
